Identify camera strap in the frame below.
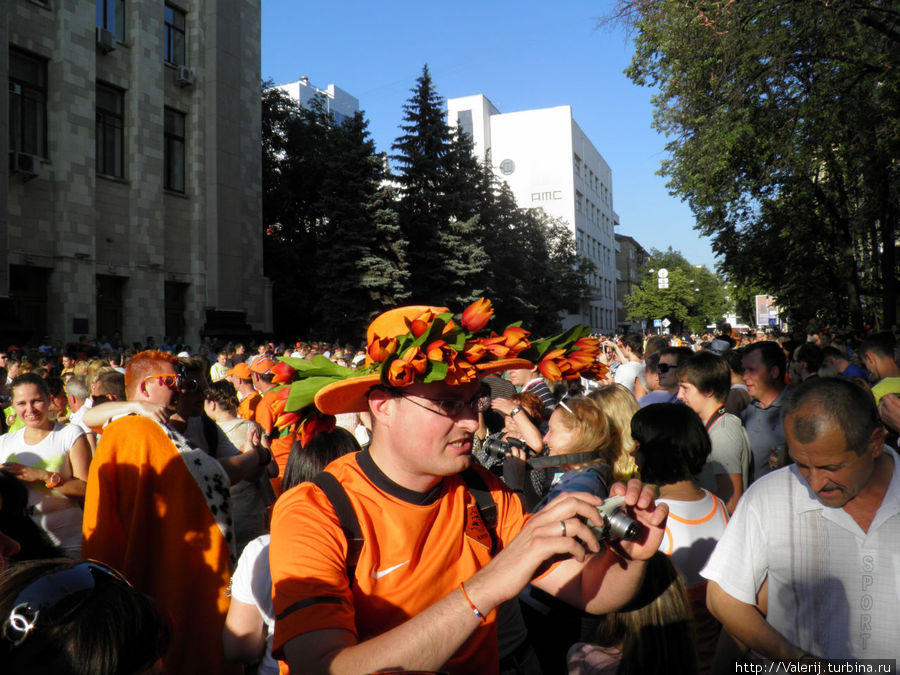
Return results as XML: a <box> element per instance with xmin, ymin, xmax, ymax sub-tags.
<box><xmin>526</xmin><ymin>451</ymin><xmax>599</xmax><ymax>470</ymax></box>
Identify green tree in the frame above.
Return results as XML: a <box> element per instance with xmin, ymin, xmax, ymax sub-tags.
<box><xmin>615</xmin><ymin>0</ymin><xmax>900</xmax><ymax>329</ymax></box>
<box><xmin>315</xmin><ymin>113</ymin><xmax>410</xmax><ymax>340</ymax></box>
<box><xmin>392</xmin><ymin>65</ymin><xmax>486</xmax><ymax>307</ymax></box>
<box><xmin>625</xmin><ymin>248</ymin><xmax>728</xmax><ymax>334</ymax></box>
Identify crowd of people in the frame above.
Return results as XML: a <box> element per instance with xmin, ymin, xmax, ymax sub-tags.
<box><xmin>0</xmin><ymin>310</ymin><xmax>898</xmax><ymax>674</ymax></box>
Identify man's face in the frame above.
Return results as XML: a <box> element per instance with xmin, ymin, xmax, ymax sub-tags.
<box><xmin>786</xmin><ymin>412</ymin><xmax>882</xmax><ymax>509</ymax></box>
<box><xmin>742</xmin><ymin>349</ymin><xmax>777</xmax><ymax>400</ymax></box>
<box><xmin>506</xmin><ymin>368</ymin><xmax>534</xmax><ymax>388</ymax></box>
<box><xmin>374</xmin><ymin>380</ymin><xmax>482</xmax><ymax>487</ymax></box>
<box><xmin>677</xmin><ymin>381</ymin><xmax>708</xmax><ymax>416</ymax></box>
<box><xmin>217</xmin><ymin>353</ymin><xmax>227</xmax><ymax>366</ymax></box>
<box><xmin>657</xmin><ymin>354</ymin><xmax>680</xmax><ymax>391</ymax></box>
<box><xmin>0</xmin><ymin>353</ymin><xmax>7</xmax><ymax>369</ymax></box>
<box><xmin>62</xmin><ymin>355</ymin><xmax>74</xmax><ymax>369</ymax></box>
<box><xmin>7</xmin><ymin>362</ymin><xmax>19</xmax><ymax>379</ymax></box>
<box><xmin>139</xmin><ymin>361</ymin><xmax>179</xmax><ymax>407</ymax></box>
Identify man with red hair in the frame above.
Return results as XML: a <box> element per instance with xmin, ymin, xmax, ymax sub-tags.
<box><xmin>82</xmin><ymin>350</ymin><xmax>238</xmax><ymax>674</ymax></box>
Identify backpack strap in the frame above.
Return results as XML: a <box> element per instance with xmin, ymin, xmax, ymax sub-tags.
<box><xmin>311</xmin><ymin>472</ymin><xmax>365</xmax><ymax>588</ymax></box>
<box><xmin>461</xmin><ymin>467</ymin><xmax>499</xmax><ymax>555</ymax></box>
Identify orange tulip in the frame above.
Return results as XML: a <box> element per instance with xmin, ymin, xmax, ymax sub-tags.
<box><xmin>408</xmin><ymin>309</ymin><xmax>436</xmax><ymax>338</ymax></box>
<box><xmin>460</xmin><ymin>340</ymin><xmax>487</xmax><ymax>363</ymax></box>
<box><xmin>445</xmin><ymin>359</ymin><xmax>477</xmax><ymax>385</ymax></box>
<box><xmin>387</xmin><ymin>359</ymin><xmax>416</xmax><ymax>386</ymax></box>
<box><xmin>274</xmin><ymin>411</ymin><xmax>302</xmax><ymax>432</ymax></box>
<box><xmin>400</xmin><ymin>347</ymin><xmax>428</xmax><ymax>375</ymax></box>
<box><xmin>460</xmin><ymin>297</ymin><xmax>493</xmax><ymax>332</ymax></box>
<box><xmin>480</xmin><ymin>336</ymin><xmax>511</xmax><ymax>359</ymax></box>
<box><xmin>426</xmin><ymin>340</ymin><xmax>457</xmax><ymax>363</ymax></box>
<box><xmin>501</xmin><ymin>326</ymin><xmax>531</xmax><ymax>355</ymax></box>
<box><xmin>573</xmin><ymin>336</ymin><xmax>601</xmax><ymax>357</ymax></box>
<box><xmin>367</xmin><ymin>335</ymin><xmax>399</xmax><ymax>364</ymax></box>
<box><xmin>538</xmin><ymin>358</ymin><xmax>563</xmax><ymax>381</ymax></box>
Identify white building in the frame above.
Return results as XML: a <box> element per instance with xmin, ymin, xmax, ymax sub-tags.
<box><xmin>447</xmin><ymin>95</ymin><xmax>618</xmax><ymax>332</ymax></box>
<box><xmin>275</xmin><ymin>76</ymin><xmax>359</xmax><ymax>124</ymax></box>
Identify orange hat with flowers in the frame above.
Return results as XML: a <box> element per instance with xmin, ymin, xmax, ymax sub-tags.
<box><xmin>313</xmin><ymin>298</ymin><xmax>606</xmax><ymax>415</ymax></box>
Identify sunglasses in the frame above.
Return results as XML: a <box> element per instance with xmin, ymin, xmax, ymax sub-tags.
<box><xmin>143</xmin><ymin>373</ymin><xmax>184</xmax><ymax>390</ymax></box>
<box><xmin>2</xmin><ymin>561</ymin><xmax>132</xmax><ymax>647</ymax></box>
<box><xmin>399</xmin><ymin>392</ymin><xmax>492</xmax><ymax>418</ymax></box>
<box><xmin>657</xmin><ymin>363</ymin><xmax>677</xmax><ymax>373</ymax></box>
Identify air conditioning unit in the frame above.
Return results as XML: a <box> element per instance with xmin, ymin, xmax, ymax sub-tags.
<box><xmin>96</xmin><ymin>27</ymin><xmax>116</xmax><ymax>53</ymax></box>
<box><xmin>176</xmin><ymin>65</ymin><xmax>195</xmax><ymax>87</ymax></box>
<box><xmin>9</xmin><ymin>151</ymin><xmax>41</xmax><ymax>180</ymax></box>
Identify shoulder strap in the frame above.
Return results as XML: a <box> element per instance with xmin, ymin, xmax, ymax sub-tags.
<box><xmin>311</xmin><ymin>472</ymin><xmax>365</xmax><ymax>588</ymax></box>
<box><xmin>460</xmin><ymin>467</ymin><xmax>499</xmax><ymax>555</ymax></box>
<box><xmin>705</xmin><ymin>407</ymin><xmax>727</xmax><ymax>432</ymax></box>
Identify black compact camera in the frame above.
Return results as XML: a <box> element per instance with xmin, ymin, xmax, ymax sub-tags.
<box><xmin>482</xmin><ymin>436</ymin><xmax>526</xmax><ymax>461</ymax></box>
<box><xmin>585</xmin><ymin>496</ymin><xmax>640</xmax><ymax>542</ymax></box>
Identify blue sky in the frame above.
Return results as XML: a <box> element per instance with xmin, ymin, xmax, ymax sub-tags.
<box><xmin>261</xmin><ymin>0</ymin><xmax>718</xmax><ymax>270</ymax></box>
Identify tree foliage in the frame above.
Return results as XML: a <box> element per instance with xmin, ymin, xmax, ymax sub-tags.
<box><xmin>625</xmin><ymin>247</ymin><xmax>728</xmax><ymax>334</ymax></box>
<box><xmin>616</xmin><ymin>0</ymin><xmax>900</xmax><ymax>329</ymax></box>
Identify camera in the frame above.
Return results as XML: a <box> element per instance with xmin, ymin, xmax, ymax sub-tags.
<box><xmin>482</xmin><ymin>436</ymin><xmax>526</xmax><ymax>461</ymax></box>
<box><xmin>585</xmin><ymin>496</ymin><xmax>640</xmax><ymax>542</ymax></box>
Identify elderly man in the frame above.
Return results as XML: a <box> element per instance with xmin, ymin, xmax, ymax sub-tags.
<box><xmin>82</xmin><ymin>350</ymin><xmax>238</xmax><ymax>674</ymax></box>
<box><xmin>270</xmin><ymin>303</ymin><xmax>667</xmax><ymax>675</ymax></box>
<box><xmin>703</xmin><ymin>377</ymin><xmax>899</xmax><ymax>662</ymax></box>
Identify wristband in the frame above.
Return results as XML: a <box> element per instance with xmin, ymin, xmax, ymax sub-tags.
<box><xmin>509</xmin><ymin>406</ymin><xmax>522</xmax><ymax>417</ymax></box>
<box><xmin>459</xmin><ymin>582</ymin><xmax>486</xmax><ymax>623</ymax></box>
<box><xmin>44</xmin><ymin>472</ymin><xmax>62</xmax><ymax>489</ymax></box>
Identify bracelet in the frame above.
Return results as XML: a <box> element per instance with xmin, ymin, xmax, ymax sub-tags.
<box><xmin>459</xmin><ymin>582</ymin><xmax>486</xmax><ymax>623</ymax></box>
<box><xmin>509</xmin><ymin>406</ymin><xmax>522</xmax><ymax>417</ymax></box>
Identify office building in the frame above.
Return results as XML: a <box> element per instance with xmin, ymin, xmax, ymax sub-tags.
<box><xmin>615</xmin><ymin>233</ymin><xmax>649</xmax><ymax>331</ymax></box>
<box><xmin>3</xmin><ymin>0</ymin><xmax>268</xmax><ymax>346</ymax></box>
<box><xmin>275</xmin><ymin>76</ymin><xmax>359</xmax><ymax>124</ymax></box>
<box><xmin>448</xmin><ymin>94</ymin><xmax>618</xmax><ymax>332</ymax></box>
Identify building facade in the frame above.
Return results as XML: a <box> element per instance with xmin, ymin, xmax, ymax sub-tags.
<box><xmin>275</xmin><ymin>76</ymin><xmax>359</xmax><ymax>124</ymax></box>
<box><xmin>447</xmin><ymin>94</ymin><xmax>619</xmax><ymax>332</ymax></box>
<box><xmin>3</xmin><ymin>0</ymin><xmax>269</xmax><ymax>347</ymax></box>
<box><xmin>614</xmin><ymin>233</ymin><xmax>648</xmax><ymax>331</ymax></box>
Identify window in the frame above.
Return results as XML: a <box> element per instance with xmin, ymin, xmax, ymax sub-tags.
<box><xmin>96</xmin><ymin>0</ymin><xmax>125</xmax><ymax>41</ymax></box>
<box><xmin>96</xmin><ymin>83</ymin><xmax>124</xmax><ymax>177</ymax></box>
<box><xmin>164</xmin><ymin>108</ymin><xmax>185</xmax><ymax>192</ymax></box>
<box><xmin>164</xmin><ymin>5</ymin><xmax>186</xmax><ymax>65</ymax></box>
<box><xmin>9</xmin><ymin>50</ymin><xmax>48</xmax><ymax>158</ymax></box>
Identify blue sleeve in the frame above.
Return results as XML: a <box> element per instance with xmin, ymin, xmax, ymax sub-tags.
<box><xmin>532</xmin><ymin>468</ymin><xmax>608</xmax><ymax>513</ymax></box>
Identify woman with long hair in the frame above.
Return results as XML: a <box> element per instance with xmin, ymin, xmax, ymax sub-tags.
<box><xmin>0</xmin><ymin>374</ymin><xmax>90</xmax><ymax>558</ymax></box>
<box><xmin>588</xmin><ymin>384</ymin><xmax>640</xmax><ymax>482</ymax></box>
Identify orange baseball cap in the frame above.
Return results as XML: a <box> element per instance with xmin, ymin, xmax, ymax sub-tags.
<box><xmin>226</xmin><ymin>362</ymin><xmax>252</xmax><ymax>380</ymax></box>
<box><xmin>249</xmin><ymin>357</ymin><xmax>276</xmax><ymax>375</ymax></box>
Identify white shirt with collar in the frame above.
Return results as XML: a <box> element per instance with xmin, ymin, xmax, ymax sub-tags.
<box><xmin>701</xmin><ymin>447</ymin><xmax>900</xmax><ymax>661</ymax></box>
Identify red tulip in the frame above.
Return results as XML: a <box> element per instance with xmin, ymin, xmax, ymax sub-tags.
<box><xmin>408</xmin><ymin>309</ymin><xmax>436</xmax><ymax>338</ymax></box>
<box><xmin>299</xmin><ymin>411</ymin><xmax>336</xmax><ymax>448</ymax></box>
<box><xmin>426</xmin><ymin>339</ymin><xmax>457</xmax><ymax>363</ymax></box>
<box><xmin>480</xmin><ymin>336</ymin><xmax>510</xmax><ymax>359</ymax></box>
<box><xmin>367</xmin><ymin>335</ymin><xmax>399</xmax><ymax>364</ymax></box>
<box><xmin>460</xmin><ymin>340</ymin><xmax>488</xmax><ymax>363</ymax></box>
<box><xmin>271</xmin><ymin>361</ymin><xmax>297</xmax><ymax>385</ymax></box>
<box><xmin>460</xmin><ymin>298</ymin><xmax>493</xmax><ymax>332</ymax></box>
<box><xmin>274</xmin><ymin>411</ymin><xmax>302</xmax><ymax>432</ymax></box>
<box><xmin>501</xmin><ymin>326</ymin><xmax>531</xmax><ymax>355</ymax></box>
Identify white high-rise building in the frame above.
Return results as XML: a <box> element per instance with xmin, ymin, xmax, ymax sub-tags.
<box><xmin>448</xmin><ymin>95</ymin><xmax>619</xmax><ymax>332</ymax></box>
<box><xmin>275</xmin><ymin>76</ymin><xmax>359</xmax><ymax>124</ymax></box>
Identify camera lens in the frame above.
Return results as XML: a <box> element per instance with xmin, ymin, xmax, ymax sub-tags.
<box><xmin>605</xmin><ymin>510</ymin><xmax>639</xmax><ymax>541</ymax></box>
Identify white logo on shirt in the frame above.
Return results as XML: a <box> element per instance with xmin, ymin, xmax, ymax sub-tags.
<box><xmin>372</xmin><ymin>560</ymin><xmax>409</xmax><ymax>579</ymax></box>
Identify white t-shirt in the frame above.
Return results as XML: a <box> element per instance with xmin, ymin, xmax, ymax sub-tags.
<box><xmin>658</xmin><ymin>489</ymin><xmax>729</xmax><ymax>586</ymax></box>
<box><xmin>0</xmin><ymin>423</ymin><xmax>85</xmax><ymax>557</ymax></box>
<box><xmin>701</xmin><ymin>449</ymin><xmax>900</xmax><ymax>660</ymax></box>
<box><xmin>613</xmin><ymin>360</ymin><xmax>645</xmax><ymax>393</ymax></box>
<box><xmin>230</xmin><ymin>534</ymin><xmax>277</xmax><ymax>675</ymax></box>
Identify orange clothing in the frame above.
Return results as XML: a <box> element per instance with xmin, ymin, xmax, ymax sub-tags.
<box><xmin>255</xmin><ymin>388</ymin><xmax>296</xmax><ymax>482</ymax></box>
<box><xmin>270</xmin><ymin>450</ymin><xmax>529</xmax><ymax>674</ymax></box>
<box><xmin>237</xmin><ymin>390</ymin><xmax>262</xmax><ymax>421</ymax></box>
<box><xmin>82</xmin><ymin>416</ymin><xmax>238</xmax><ymax>675</ymax></box>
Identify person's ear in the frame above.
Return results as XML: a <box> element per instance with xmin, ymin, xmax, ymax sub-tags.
<box><xmin>368</xmin><ymin>389</ymin><xmax>396</xmax><ymax>427</ymax></box>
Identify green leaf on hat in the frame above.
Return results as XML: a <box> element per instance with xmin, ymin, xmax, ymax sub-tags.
<box><xmin>424</xmin><ymin>359</ymin><xmax>448</xmax><ymax>383</ymax></box>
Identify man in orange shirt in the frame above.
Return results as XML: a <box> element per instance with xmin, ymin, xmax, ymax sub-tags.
<box><xmin>270</xmin><ymin>301</ymin><xmax>667</xmax><ymax>675</ymax></box>
<box><xmin>229</xmin><ymin>362</ymin><xmax>260</xmax><ymax>420</ymax></box>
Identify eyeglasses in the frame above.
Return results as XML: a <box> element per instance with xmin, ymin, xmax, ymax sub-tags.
<box><xmin>657</xmin><ymin>363</ymin><xmax>677</xmax><ymax>374</ymax></box>
<box><xmin>399</xmin><ymin>392</ymin><xmax>492</xmax><ymax>418</ymax></box>
<box><xmin>2</xmin><ymin>560</ymin><xmax>132</xmax><ymax>647</ymax></box>
<box><xmin>143</xmin><ymin>373</ymin><xmax>184</xmax><ymax>390</ymax></box>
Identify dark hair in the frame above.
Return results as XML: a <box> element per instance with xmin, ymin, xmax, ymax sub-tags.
<box><xmin>743</xmin><ymin>341</ymin><xmax>787</xmax><ymax>382</ymax></box>
<box><xmin>678</xmin><ymin>351</ymin><xmax>731</xmax><ymax>403</ymax></box>
<box><xmin>10</xmin><ymin>373</ymin><xmax>49</xmax><ymax>400</ymax></box>
<box><xmin>821</xmin><ymin>345</ymin><xmax>845</xmax><ymax>362</ymax></box>
<box><xmin>0</xmin><ymin>471</ymin><xmax>64</xmax><ymax>562</ymax></box>
<box><xmin>643</xmin><ymin>352</ymin><xmax>661</xmax><ymax>374</ymax></box>
<box><xmin>621</xmin><ymin>334</ymin><xmax>644</xmax><ymax>357</ymax></box>
<box><xmin>0</xmin><ymin>559</ymin><xmax>171</xmax><ymax>674</ymax></box>
<box><xmin>281</xmin><ymin>427</ymin><xmax>361</xmax><ymax>491</ymax></box>
<box><xmin>44</xmin><ymin>376</ymin><xmax>65</xmax><ymax>399</ymax></box>
<box><xmin>795</xmin><ymin>343</ymin><xmax>824</xmax><ymax>374</ymax></box>
<box><xmin>203</xmin><ymin>380</ymin><xmax>238</xmax><ymax>415</ymax></box>
<box><xmin>631</xmin><ymin>403</ymin><xmax>711</xmax><ymax>484</ymax></box>
<box><xmin>859</xmin><ymin>332</ymin><xmax>896</xmax><ymax>360</ymax></box>
<box><xmin>659</xmin><ymin>346</ymin><xmax>694</xmax><ymax>368</ymax></box>
<box><xmin>584</xmin><ymin>552</ymin><xmax>698</xmax><ymax>675</ymax></box>
<box><xmin>784</xmin><ymin>377</ymin><xmax>880</xmax><ymax>455</ymax></box>
<box><xmin>644</xmin><ymin>336</ymin><xmax>668</xmax><ymax>357</ymax></box>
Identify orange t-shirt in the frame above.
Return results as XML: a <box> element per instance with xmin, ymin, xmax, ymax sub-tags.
<box><xmin>255</xmin><ymin>388</ymin><xmax>296</xmax><ymax>481</ymax></box>
<box><xmin>270</xmin><ymin>450</ymin><xmax>529</xmax><ymax>674</ymax></box>
<box><xmin>238</xmin><ymin>390</ymin><xmax>262</xmax><ymax>421</ymax></box>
